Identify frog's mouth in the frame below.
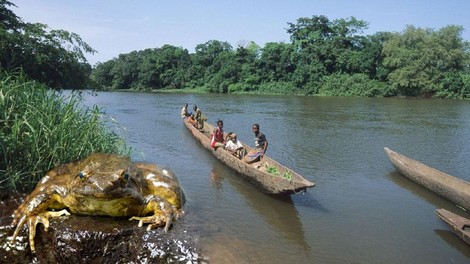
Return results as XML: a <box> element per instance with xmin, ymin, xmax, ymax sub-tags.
<box><xmin>73</xmin><ymin>181</ymin><xmax>140</xmax><ymax>199</ymax></box>
<box><xmin>68</xmin><ymin>194</ymin><xmax>142</xmax><ymax>217</ymax></box>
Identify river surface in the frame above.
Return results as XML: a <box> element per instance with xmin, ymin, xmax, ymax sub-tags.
<box><xmin>77</xmin><ymin>91</ymin><xmax>470</xmax><ymax>264</ymax></box>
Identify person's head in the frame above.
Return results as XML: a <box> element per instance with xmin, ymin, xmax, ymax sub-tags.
<box><xmin>193</xmin><ymin>105</ymin><xmax>197</xmax><ymax>111</ymax></box>
<box><xmin>252</xmin><ymin>123</ymin><xmax>259</xmax><ymax>133</ymax></box>
<box><xmin>217</xmin><ymin>119</ymin><xmax>223</xmax><ymax>128</ymax></box>
<box><xmin>184</xmin><ymin>103</ymin><xmax>188</xmax><ymax>108</ymax></box>
<box><xmin>231</xmin><ymin>133</ymin><xmax>237</xmax><ymax>141</ymax></box>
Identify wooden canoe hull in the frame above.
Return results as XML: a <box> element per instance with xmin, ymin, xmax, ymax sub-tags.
<box><xmin>436</xmin><ymin>208</ymin><xmax>470</xmax><ymax>246</ymax></box>
<box><xmin>183</xmin><ymin>119</ymin><xmax>315</xmax><ymax>194</ymax></box>
<box><xmin>384</xmin><ymin>147</ymin><xmax>470</xmax><ymax>211</ymax></box>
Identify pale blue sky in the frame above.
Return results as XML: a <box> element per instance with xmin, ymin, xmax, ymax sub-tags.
<box><xmin>12</xmin><ymin>0</ymin><xmax>470</xmax><ymax>66</ymax></box>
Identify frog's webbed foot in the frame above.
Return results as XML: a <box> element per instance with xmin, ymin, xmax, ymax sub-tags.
<box><xmin>10</xmin><ymin>209</ymin><xmax>70</xmax><ymax>252</ymax></box>
<box><xmin>129</xmin><ymin>197</ymin><xmax>183</xmax><ymax>232</ymax></box>
<box><xmin>130</xmin><ymin>213</ymin><xmax>173</xmax><ymax>231</ymax></box>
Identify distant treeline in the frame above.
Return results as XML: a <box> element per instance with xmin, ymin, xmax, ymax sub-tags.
<box><xmin>92</xmin><ymin>16</ymin><xmax>470</xmax><ymax>98</ymax></box>
<box><xmin>2</xmin><ymin>0</ymin><xmax>470</xmax><ymax>98</ymax></box>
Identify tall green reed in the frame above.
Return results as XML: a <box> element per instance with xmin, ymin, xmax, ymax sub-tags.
<box><xmin>0</xmin><ymin>72</ymin><xmax>129</xmax><ymax>191</ymax></box>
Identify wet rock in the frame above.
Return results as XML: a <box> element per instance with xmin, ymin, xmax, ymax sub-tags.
<box><xmin>0</xmin><ymin>192</ymin><xmax>203</xmax><ymax>263</ymax></box>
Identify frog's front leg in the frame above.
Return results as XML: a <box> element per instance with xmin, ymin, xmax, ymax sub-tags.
<box><xmin>11</xmin><ymin>209</ymin><xmax>70</xmax><ymax>251</ymax></box>
<box><xmin>10</xmin><ymin>189</ymin><xmax>70</xmax><ymax>252</ymax></box>
<box><xmin>129</xmin><ymin>195</ymin><xmax>184</xmax><ymax>231</ymax></box>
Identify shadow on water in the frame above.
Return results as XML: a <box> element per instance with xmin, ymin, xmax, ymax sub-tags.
<box><xmin>434</xmin><ymin>229</ymin><xmax>470</xmax><ymax>258</ymax></box>
<box><xmin>387</xmin><ymin>171</ymin><xmax>456</xmax><ymax>210</ymax></box>
<box><xmin>291</xmin><ymin>191</ymin><xmax>329</xmax><ymax>213</ymax></box>
<box><xmin>388</xmin><ymin>171</ymin><xmax>470</xmax><ymax>255</ymax></box>
<box><xmin>209</xmin><ymin>163</ymin><xmax>310</xmax><ymax>251</ymax></box>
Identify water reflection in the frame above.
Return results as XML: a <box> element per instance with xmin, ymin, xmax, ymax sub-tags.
<box><xmin>388</xmin><ymin>170</ymin><xmax>470</xmax><ymax>256</ymax></box>
<box><xmin>387</xmin><ymin>171</ymin><xmax>458</xmax><ymax>209</ymax></box>
<box><xmin>291</xmin><ymin>191</ymin><xmax>329</xmax><ymax>213</ymax></box>
<box><xmin>434</xmin><ymin>229</ymin><xmax>470</xmax><ymax>258</ymax></box>
<box><xmin>210</xmin><ymin>168</ymin><xmax>224</xmax><ymax>191</ymax></box>
<box><xmin>209</xmin><ymin>165</ymin><xmax>310</xmax><ymax>251</ymax></box>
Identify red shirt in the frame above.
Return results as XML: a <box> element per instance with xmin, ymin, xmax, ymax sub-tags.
<box><xmin>214</xmin><ymin>128</ymin><xmax>224</xmax><ymax>142</ymax></box>
<box><xmin>210</xmin><ymin>127</ymin><xmax>224</xmax><ymax>148</ymax></box>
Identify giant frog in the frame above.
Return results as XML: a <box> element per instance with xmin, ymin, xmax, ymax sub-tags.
<box><xmin>10</xmin><ymin>153</ymin><xmax>185</xmax><ymax>252</ymax></box>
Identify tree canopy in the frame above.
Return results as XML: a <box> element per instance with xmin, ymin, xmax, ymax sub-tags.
<box><xmin>2</xmin><ymin>2</ymin><xmax>469</xmax><ymax>98</ymax></box>
<box><xmin>383</xmin><ymin>25</ymin><xmax>469</xmax><ymax>97</ymax></box>
<box><xmin>0</xmin><ymin>0</ymin><xmax>95</xmax><ymax>89</ymax></box>
<box><xmin>92</xmin><ymin>15</ymin><xmax>470</xmax><ymax>98</ymax></box>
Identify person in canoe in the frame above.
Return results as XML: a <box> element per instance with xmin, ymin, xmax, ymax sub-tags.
<box><xmin>181</xmin><ymin>103</ymin><xmax>190</xmax><ymax>119</ymax></box>
<box><xmin>225</xmin><ymin>132</ymin><xmax>246</xmax><ymax>159</ymax></box>
<box><xmin>244</xmin><ymin>123</ymin><xmax>268</xmax><ymax>164</ymax></box>
<box><xmin>210</xmin><ymin>119</ymin><xmax>225</xmax><ymax>149</ymax></box>
<box><xmin>187</xmin><ymin>113</ymin><xmax>197</xmax><ymax>127</ymax></box>
<box><xmin>193</xmin><ymin>105</ymin><xmax>206</xmax><ymax>130</ymax></box>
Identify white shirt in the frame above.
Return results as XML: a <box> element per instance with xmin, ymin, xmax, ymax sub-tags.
<box><xmin>225</xmin><ymin>139</ymin><xmax>243</xmax><ymax>151</ymax></box>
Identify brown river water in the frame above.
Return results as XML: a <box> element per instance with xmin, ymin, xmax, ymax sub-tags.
<box><xmin>4</xmin><ymin>91</ymin><xmax>470</xmax><ymax>263</ymax></box>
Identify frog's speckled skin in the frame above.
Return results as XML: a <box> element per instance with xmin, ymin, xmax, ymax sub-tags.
<box><xmin>10</xmin><ymin>153</ymin><xmax>185</xmax><ymax>251</ymax></box>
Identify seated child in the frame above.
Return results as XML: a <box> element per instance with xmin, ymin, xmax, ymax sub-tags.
<box><xmin>225</xmin><ymin>133</ymin><xmax>245</xmax><ymax>159</ymax></box>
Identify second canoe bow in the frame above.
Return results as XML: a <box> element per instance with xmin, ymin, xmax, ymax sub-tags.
<box><xmin>384</xmin><ymin>147</ymin><xmax>470</xmax><ymax>211</ymax></box>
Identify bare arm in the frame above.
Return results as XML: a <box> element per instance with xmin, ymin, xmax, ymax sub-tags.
<box><xmin>261</xmin><ymin>135</ymin><xmax>268</xmax><ymax>155</ymax></box>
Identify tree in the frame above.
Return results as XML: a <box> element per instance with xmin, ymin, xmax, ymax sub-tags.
<box><xmin>0</xmin><ymin>0</ymin><xmax>22</xmax><ymax>30</ymax></box>
<box><xmin>188</xmin><ymin>40</ymin><xmax>233</xmax><ymax>90</ymax></box>
<box><xmin>362</xmin><ymin>32</ymin><xmax>394</xmax><ymax>81</ymax></box>
<box><xmin>207</xmin><ymin>50</ymin><xmax>238</xmax><ymax>93</ymax></box>
<box><xmin>109</xmin><ymin>51</ymin><xmax>141</xmax><ymax>89</ymax></box>
<box><xmin>154</xmin><ymin>45</ymin><xmax>191</xmax><ymax>89</ymax></box>
<box><xmin>383</xmin><ymin>25</ymin><xmax>468</xmax><ymax>96</ymax></box>
<box><xmin>286</xmin><ymin>15</ymin><xmax>370</xmax><ymax>93</ymax></box>
<box><xmin>91</xmin><ymin>60</ymin><xmax>116</xmax><ymax>88</ymax></box>
<box><xmin>234</xmin><ymin>41</ymin><xmax>261</xmax><ymax>87</ymax></box>
<box><xmin>258</xmin><ymin>42</ymin><xmax>294</xmax><ymax>82</ymax></box>
<box><xmin>0</xmin><ymin>1</ymin><xmax>95</xmax><ymax>88</ymax></box>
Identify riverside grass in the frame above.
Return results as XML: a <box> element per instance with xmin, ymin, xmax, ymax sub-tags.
<box><xmin>0</xmin><ymin>72</ymin><xmax>129</xmax><ymax>191</ymax></box>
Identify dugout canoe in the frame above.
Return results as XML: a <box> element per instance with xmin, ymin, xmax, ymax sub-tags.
<box><xmin>436</xmin><ymin>208</ymin><xmax>470</xmax><ymax>246</ymax></box>
<box><xmin>384</xmin><ymin>147</ymin><xmax>470</xmax><ymax>211</ymax></box>
<box><xmin>183</xmin><ymin>119</ymin><xmax>315</xmax><ymax>194</ymax></box>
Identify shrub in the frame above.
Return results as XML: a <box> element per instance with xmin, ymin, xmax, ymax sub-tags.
<box><xmin>435</xmin><ymin>72</ymin><xmax>470</xmax><ymax>99</ymax></box>
<box><xmin>318</xmin><ymin>73</ymin><xmax>396</xmax><ymax>97</ymax></box>
<box><xmin>257</xmin><ymin>81</ymin><xmax>300</xmax><ymax>95</ymax></box>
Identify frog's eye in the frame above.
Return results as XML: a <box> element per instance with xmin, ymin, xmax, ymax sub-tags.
<box><xmin>120</xmin><ymin>168</ymin><xmax>132</xmax><ymax>184</ymax></box>
<box><xmin>78</xmin><ymin>171</ymin><xmax>86</xmax><ymax>181</ymax></box>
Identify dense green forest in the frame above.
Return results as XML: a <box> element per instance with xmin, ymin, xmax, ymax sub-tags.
<box><xmin>92</xmin><ymin>17</ymin><xmax>470</xmax><ymax>98</ymax></box>
<box><xmin>1</xmin><ymin>1</ymin><xmax>470</xmax><ymax>98</ymax></box>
